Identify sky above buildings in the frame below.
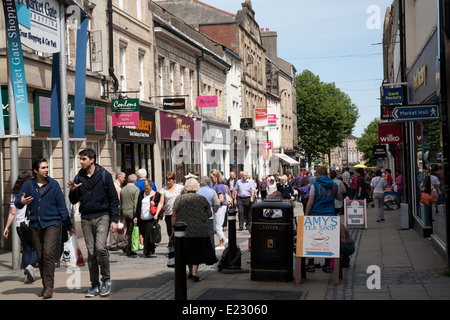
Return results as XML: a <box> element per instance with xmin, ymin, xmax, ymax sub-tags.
<box><xmin>201</xmin><ymin>0</ymin><xmax>394</xmax><ymax>137</ymax></box>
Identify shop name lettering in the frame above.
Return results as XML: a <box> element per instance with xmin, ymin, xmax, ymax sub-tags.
<box><xmin>4</xmin><ymin>1</ymin><xmax>26</xmax><ymax>104</ymax></box>
<box><xmin>385</xmin><ymin>91</ymin><xmax>402</xmax><ymax>102</ymax></box>
<box><xmin>17</xmin><ymin>0</ymin><xmax>58</xmax><ymax>19</ymax></box>
<box><xmin>176</xmin><ymin>119</ymin><xmax>190</xmax><ymax>135</ymax></box>
<box><xmin>113</xmin><ymin>100</ymin><xmax>138</xmax><ymax>110</ymax></box>
<box><xmin>122</xmin><ymin>117</ymin><xmax>153</xmax><ymax>134</ymax></box>
<box><xmin>304</xmin><ymin>216</ymin><xmax>338</xmax><ymax>231</ymax></box>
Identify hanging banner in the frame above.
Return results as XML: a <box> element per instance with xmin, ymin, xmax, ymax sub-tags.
<box><xmin>16</xmin><ymin>0</ymin><xmax>60</xmax><ymax>53</ymax></box>
<box><xmin>3</xmin><ymin>0</ymin><xmax>32</xmax><ymax>136</ymax></box>
<box><xmin>50</xmin><ymin>52</ymin><xmax>60</xmax><ymax>138</ymax></box>
<box><xmin>112</xmin><ymin>98</ymin><xmax>140</xmax><ymax>127</ymax></box>
<box><xmin>255</xmin><ymin>108</ymin><xmax>268</xmax><ymax>127</ymax></box>
<box><xmin>73</xmin><ymin>16</ymin><xmax>88</xmax><ymax>138</ymax></box>
<box><xmin>378</xmin><ymin>123</ymin><xmax>403</xmax><ymax>144</ymax></box>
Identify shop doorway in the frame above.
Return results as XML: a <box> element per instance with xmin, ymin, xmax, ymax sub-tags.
<box><xmin>119</xmin><ymin>143</ymin><xmax>154</xmax><ymax>182</ymax></box>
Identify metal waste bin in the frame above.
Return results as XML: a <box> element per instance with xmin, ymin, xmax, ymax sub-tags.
<box><xmin>250</xmin><ymin>200</ymin><xmax>293</xmax><ymax>281</ymax></box>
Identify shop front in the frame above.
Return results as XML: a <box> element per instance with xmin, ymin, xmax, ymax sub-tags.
<box><xmin>160</xmin><ymin>111</ymin><xmax>202</xmax><ymax>184</ymax></box>
<box><xmin>113</xmin><ymin>106</ymin><xmax>157</xmax><ymax>182</ymax></box>
<box><xmin>406</xmin><ymin>28</ymin><xmax>447</xmax><ymax>254</ymax></box>
<box><xmin>202</xmin><ymin>121</ymin><xmax>231</xmax><ymax>178</ymax></box>
<box><xmin>32</xmin><ymin>91</ymin><xmax>109</xmax><ymax>180</ymax></box>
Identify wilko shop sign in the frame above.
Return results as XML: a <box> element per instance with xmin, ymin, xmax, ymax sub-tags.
<box><xmin>378</xmin><ymin>123</ymin><xmax>403</xmax><ymax>144</ymax></box>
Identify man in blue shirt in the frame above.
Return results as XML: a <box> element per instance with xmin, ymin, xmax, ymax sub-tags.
<box><xmin>196</xmin><ymin>176</ymin><xmax>220</xmax><ymax>247</ymax></box>
<box><xmin>233</xmin><ymin>171</ymin><xmax>255</xmax><ymax>231</ymax></box>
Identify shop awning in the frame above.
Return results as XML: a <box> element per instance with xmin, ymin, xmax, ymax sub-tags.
<box><xmin>274</xmin><ymin>153</ymin><xmax>300</xmax><ymax>166</ymax></box>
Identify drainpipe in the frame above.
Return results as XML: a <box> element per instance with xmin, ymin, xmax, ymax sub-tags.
<box><xmin>108</xmin><ymin>0</ymin><xmax>119</xmax><ymax>93</ymax></box>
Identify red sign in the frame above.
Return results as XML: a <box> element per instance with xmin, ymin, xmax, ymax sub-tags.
<box><xmin>268</xmin><ymin>114</ymin><xmax>277</xmax><ymax>126</ymax></box>
<box><xmin>378</xmin><ymin>123</ymin><xmax>403</xmax><ymax>144</ymax></box>
<box><xmin>255</xmin><ymin>108</ymin><xmax>268</xmax><ymax>127</ymax></box>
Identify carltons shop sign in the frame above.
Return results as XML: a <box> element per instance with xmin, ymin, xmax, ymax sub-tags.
<box><xmin>16</xmin><ymin>0</ymin><xmax>60</xmax><ymax>53</ymax></box>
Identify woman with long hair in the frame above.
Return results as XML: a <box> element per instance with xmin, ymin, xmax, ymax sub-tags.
<box><xmin>3</xmin><ymin>171</ymin><xmax>37</xmax><ymax>283</ymax></box>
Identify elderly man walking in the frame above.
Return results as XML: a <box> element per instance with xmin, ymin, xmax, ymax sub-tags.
<box><xmin>233</xmin><ymin>171</ymin><xmax>255</xmax><ymax>231</ymax></box>
<box><xmin>120</xmin><ymin>174</ymin><xmax>140</xmax><ymax>257</ymax></box>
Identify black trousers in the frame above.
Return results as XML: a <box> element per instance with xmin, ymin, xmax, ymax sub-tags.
<box><xmin>237</xmin><ymin>197</ymin><xmax>251</xmax><ymax>230</ymax></box>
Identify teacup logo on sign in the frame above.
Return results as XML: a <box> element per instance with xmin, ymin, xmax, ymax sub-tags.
<box><xmin>16</xmin><ymin>0</ymin><xmax>60</xmax><ymax>53</ymax></box>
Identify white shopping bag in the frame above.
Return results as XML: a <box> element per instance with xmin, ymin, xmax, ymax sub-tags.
<box><xmin>61</xmin><ymin>235</ymin><xmax>85</xmax><ymax>267</ymax></box>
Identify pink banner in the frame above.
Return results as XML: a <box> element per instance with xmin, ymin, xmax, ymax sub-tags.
<box><xmin>196</xmin><ymin>96</ymin><xmax>218</xmax><ymax>108</ymax></box>
<box><xmin>112</xmin><ymin>112</ymin><xmax>140</xmax><ymax>127</ymax></box>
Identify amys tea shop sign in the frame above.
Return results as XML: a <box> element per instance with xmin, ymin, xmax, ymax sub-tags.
<box><xmin>296</xmin><ymin>216</ymin><xmax>340</xmax><ymax>258</ymax></box>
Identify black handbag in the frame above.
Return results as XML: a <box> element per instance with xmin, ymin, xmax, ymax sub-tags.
<box><xmin>18</xmin><ymin>221</ymin><xmax>32</xmax><ymax>245</ymax></box>
<box><xmin>150</xmin><ymin>219</ymin><xmax>161</xmax><ymax>244</ymax></box>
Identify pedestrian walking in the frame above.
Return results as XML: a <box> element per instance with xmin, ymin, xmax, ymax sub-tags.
<box><xmin>259</xmin><ymin>176</ymin><xmax>268</xmax><ymax>201</ymax></box>
<box><xmin>197</xmin><ymin>176</ymin><xmax>220</xmax><ymax>248</ymax></box>
<box><xmin>67</xmin><ymin>149</ymin><xmax>119</xmax><ymax>298</ymax></box>
<box><xmin>210</xmin><ymin>170</ymin><xmax>228</xmax><ymax>250</ymax></box>
<box><xmin>232</xmin><ymin>171</ymin><xmax>255</xmax><ymax>231</ymax></box>
<box><xmin>299</xmin><ymin>176</ymin><xmax>311</xmax><ymax>215</ymax></box>
<box><xmin>156</xmin><ymin>172</ymin><xmax>184</xmax><ymax>240</ymax></box>
<box><xmin>277</xmin><ymin>175</ymin><xmax>295</xmax><ymax>204</ymax></box>
<box><xmin>295</xmin><ymin>173</ymin><xmax>302</xmax><ymax>202</ymax></box>
<box><xmin>15</xmin><ymin>159</ymin><xmax>74</xmax><ymax>299</ymax></box>
<box><xmin>3</xmin><ymin>171</ymin><xmax>37</xmax><ymax>284</ymax></box>
<box><xmin>355</xmin><ymin>168</ymin><xmax>367</xmax><ymax>200</ymax></box>
<box><xmin>136</xmin><ymin>179</ymin><xmax>160</xmax><ymax>258</ymax></box>
<box><xmin>304</xmin><ymin>166</ymin><xmax>342</xmax><ymax>273</ymax></box>
<box><xmin>173</xmin><ymin>178</ymin><xmax>218</xmax><ymax>282</ymax></box>
<box><xmin>330</xmin><ymin>170</ymin><xmax>346</xmax><ymax>215</ymax></box>
<box><xmin>109</xmin><ymin>172</ymin><xmax>125</xmax><ymax>251</ymax></box>
<box><xmin>370</xmin><ymin>169</ymin><xmax>386</xmax><ymax>222</ymax></box>
<box><xmin>267</xmin><ymin>176</ymin><xmax>277</xmax><ymax>195</ymax></box>
<box><xmin>119</xmin><ymin>174</ymin><xmax>140</xmax><ymax>257</ymax></box>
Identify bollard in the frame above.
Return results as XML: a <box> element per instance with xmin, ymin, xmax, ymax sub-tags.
<box><xmin>174</xmin><ymin>221</ymin><xmax>188</xmax><ymax>300</ymax></box>
<box><xmin>220</xmin><ymin>208</ymin><xmax>248</xmax><ymax>273</ymax></box>
<box><xmin>226</xmin><ymin>208</ymin><xmax>238</xmax><ymax>269</ymax></box>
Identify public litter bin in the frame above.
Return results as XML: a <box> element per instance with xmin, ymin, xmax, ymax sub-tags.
<box><xmin>250</xmin><ymin>200</ymin><xmax>294</xmax><ymax>282</ymax></box>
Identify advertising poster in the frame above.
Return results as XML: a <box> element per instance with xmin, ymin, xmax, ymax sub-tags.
<box><xmin>344</xmin><ymin>199</ymin><xmax>367</xmax><ymax>228</ymax></box>
<box><xmin>296</xmin><ymin>216</ymin><xmax>340</xmax><ymax>258</ymax></box>
<box><xmin>112</xmin><ymin>99</ymin><xmax>139</xmax><ymax>127</ymax></box>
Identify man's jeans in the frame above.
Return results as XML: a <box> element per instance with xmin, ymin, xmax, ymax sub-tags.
<box><xmin>81</xmin><ymin>215</ymin><xmax>110</xmax><ymax>286</ymax></box>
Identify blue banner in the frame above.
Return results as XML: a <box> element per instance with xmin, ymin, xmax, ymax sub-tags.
<box><xmin>73</xmin><ymin>16</ymin><xmax>88</xmax><ymax>139</ymax></box>
<box><xmin>2</xmin><ymin>0</ymin><xmax>32</xmax><ymax>136</ymax></box>
<box><xmin>50</xmin><ymin>52</ymin><xmax>61</xmax><ymax>138</ymax></box>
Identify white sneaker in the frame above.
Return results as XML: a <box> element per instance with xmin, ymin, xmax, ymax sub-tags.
<box><xmin>215</xmin><ymin>246</ymin><xmax>225</xmax><ymax>250</ymax></box>
<box><xmin>24</xmin><ymin>265</ymin><xmax>36</xmax><ymax>283</ymax></box>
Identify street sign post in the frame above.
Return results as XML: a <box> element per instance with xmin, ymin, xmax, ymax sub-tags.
<box><xmin>392</xmin><ymin>105</ymin><xmax>439</xmax><ymax>121</ymax></box>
